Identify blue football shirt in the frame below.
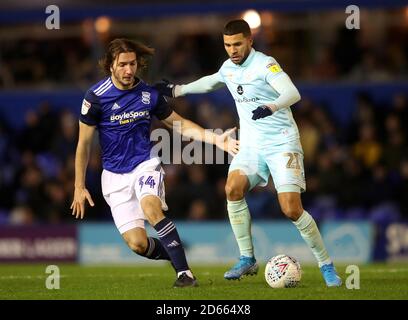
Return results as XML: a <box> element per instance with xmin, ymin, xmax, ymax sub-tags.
<box><xmin>79</xmin><ymin>77</ymin><xmax>172</xmax><ymax>173</ymax></box>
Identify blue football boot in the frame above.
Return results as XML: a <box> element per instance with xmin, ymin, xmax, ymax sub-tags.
<box><xmin>320</xmin><ymin>263</ymin><xmax>342</xmax><ymax>287</ymax></box>
<box><xmin>224</xmin><ymin>256</ymin><xmax>259</xmax><ymax>280</ymax></box>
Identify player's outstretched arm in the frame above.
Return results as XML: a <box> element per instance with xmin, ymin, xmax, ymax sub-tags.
<box><xmin>71</xmin><ymin>122</ymin><xmax>95</xmax><ymax>219</ymax></box>
<box><xmin>252</xmin><ymin>74</ymin><xmax>301</xmax><ymax>120</ymax></box>
<box><xmin>161</xmin><ymin>111</ymin><xmax>239</xmax><ymax>156</ymax></box>
<box><xmin>154</xmin><ymin>73</ymin><xmax>225</xmax><ymax>98</ymax></box>
<box><xmin>267</xmin><ymin>73</ymin><xmax>301</xmax><ymax>112</ymax></box>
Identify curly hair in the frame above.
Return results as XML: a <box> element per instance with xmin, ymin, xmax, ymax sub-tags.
<box><xmin>99</xmin><ymin>38</ymin><xmax>155</xmax><ymax>75</ymax></box>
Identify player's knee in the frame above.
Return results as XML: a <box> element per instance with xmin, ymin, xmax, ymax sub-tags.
<box><xmin>126</xmin><ymin>238</ymin><xmax>148</xmax><ymax>255</ymax></box>
<box><xmin>141</xmin><ymin>196</ymin><xmax>164</xmax><ymax>225</ymax></box>
<box><xmin>225</xmin><ymin>182</ymin><xmax>245</xmax><ymax>201</ymax></box>
<box><xmin>141</xmin><ymin>196</ymin><xmax>161</xmax><ymax>214</ymax></box>
<box><xmin>281</xmin><ymin>202</ymin><xmax>303</xmax><ymax>221</ymax></box>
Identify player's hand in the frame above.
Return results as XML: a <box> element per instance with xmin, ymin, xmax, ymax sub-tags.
<box><xmin>154</xmin><ymin>79</ymin><xmax>176</xmax><ymax>97</ymax></box>
<box><xmin>252</xmin><ymin>105</ymin><xmax>273</xmax><ymax>120</ymax></box>
<box><xmin>70</xmin><ymin>187</ymin><xmax>94</xmax><ymax>220</ymax></box>
<box><xmin>216</xmin><ymin>127</ymin><xmax>240</xmax><ymax>157</ymax></box>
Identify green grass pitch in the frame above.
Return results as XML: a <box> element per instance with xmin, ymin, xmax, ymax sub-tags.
<box><xmin>0</xmin><ymin>263</ymin><xmax>407</xmax><ymax>300</ymax></box>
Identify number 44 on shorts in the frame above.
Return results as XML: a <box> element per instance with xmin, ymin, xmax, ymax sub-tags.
<box><xmin>139</xmin><ymin>175</ymin><xmax>156</xmax><ymax>190</ymax></box>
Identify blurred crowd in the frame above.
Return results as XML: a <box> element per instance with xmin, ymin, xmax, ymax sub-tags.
<box><xmin>1</xmin><ymin>20</ymin><xmax>407</xmax><ymax>88</ymax></box>
<box><xmin>0</xmin><ymin>90</ymin><xmax>407</xmax><ymax>225</ymax></box>
<box><xmin>1</xmin><ymin>9</ymin><xmax>408</xmax><ymax>225</ymax></box>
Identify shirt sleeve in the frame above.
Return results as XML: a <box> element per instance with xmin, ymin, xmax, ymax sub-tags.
<box><xmin>263</xmin><ymin>57</ymin><xmax>286</xmax><ymax>83</ymax></box>
<box><xmin>179</xmin><ymin>72</ymin><xmax>225</xmax><ymax>96</ymax></box>
<box><xmin>79</xmin><ymin>90</ymin><xmax>102</xmax><ymax>126</ymax></box>
<box><xmin>266</xmin><ymin>73</ymin><xmax>301</xmax><ymax>111</ymax></box>
<box><xmin>154</xmin><ymin>94</ymin><xmax>173</xmax><ymax>120</ymax></box>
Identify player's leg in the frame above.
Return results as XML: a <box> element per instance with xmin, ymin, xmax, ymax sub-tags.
<box><xmin>224</xmin><ymin>150</ymin><xmax>269</xmax><ymax>280</ymax></box>
<box><xmin>267</xmin><ymin>140</ymin><xmax>341</xmax><ymax>286</ymax></box>
<box><xmin>277</xmin><ymin>190</ymin><xmax>331</xmax><ymax>264</ymax></box>
<box><xmin>121</xmin><ymin>224</ymin><xmax>170</xmax><ymax>260</ymax></box>
<box><xmin>134</xmin><ymin>159</ymin><xmax>197</xmax><ymax>287</ymax></box>
<box><xmin>277</xmin><ymin>190</ymin><xmax>341</xmax><ymax>287</ymax></box>
<box><xmin>140</xmin><ymin>195</ymin><xmax>197</xmax><ymax>287</ymax></box>
<box><xmin>225</xmin><ymin>170</ymin><xmax>259</xmax><ymax>280</ymax></box>
<box><xmin>225</xmin><ymin>169</ymin><xmax>253</xmax><ymax>258</ymax></box>
<box><xmin>102</xmin><ymin>160</ymin><xmax>196</xmax><ymax>287</ymax></box>
<box><xmin>102</xmin><ymin>168</ymin><xmax>170</xmax><ymax>261</ymax></box>
<box><xmin>103</xmin><ymin>185</ymin><xmax>171</xmax><ymax>261</ymax></box>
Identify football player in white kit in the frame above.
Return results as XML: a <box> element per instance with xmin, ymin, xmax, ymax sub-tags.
<box><xmin>70</xmin><ymin>38</ymin><xmax>239</xmax><ymax>288</ymax></box>
<box><xmin>155</xmin><ymin>20</ymin><xmax>341</xmax><ymax>287</ymax></box>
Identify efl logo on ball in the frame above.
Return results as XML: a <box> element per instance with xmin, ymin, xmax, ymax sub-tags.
<box><xmin>265</xmin><ymin>254</ymin><xmax>302</xmax><ymax>288</ymax></box>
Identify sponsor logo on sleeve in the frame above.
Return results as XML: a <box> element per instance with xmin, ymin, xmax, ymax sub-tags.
<box><xmin>81</xmin><ymin>99</ymin><xmax>91</xmax><ymax>115</ymax></box>
<box><xmin>266</xmin><ymin>62</ymin><xmax>282</xmax><ymax>73</ymax></box>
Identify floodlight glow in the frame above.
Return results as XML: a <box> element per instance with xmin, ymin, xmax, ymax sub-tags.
<box><xmin>242</xmin><ymin>10</ymin><xmax>261</xmax><ymax>29</ymax></box>
<box><xmin>95</xmin><ymin>16</ymin><xmax>111</xmax><ymax>33</ymax></box>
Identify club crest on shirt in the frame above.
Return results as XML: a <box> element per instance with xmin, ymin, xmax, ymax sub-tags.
<box><xmin>266</xmin><ymin>62</ymin><xmax>282</xmax><ymax>73</ymax></box>
<box><xmin>142</xmin><ymin>91</ymin><xmax>151</xmax><ymax>104</ymax></box>
<box><xmin>237</xmin><ymin>85</ymin><xmax>244</xmax><ymax>95</ymax></box>
<box><xmin>81</xmin><ymin>99</ymin><xmax>91</xmax><ymax>115</ymax></box>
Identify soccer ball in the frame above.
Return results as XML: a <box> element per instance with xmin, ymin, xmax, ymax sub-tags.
<box><xmin>264</xmin><ymin>254</ymin><xmax>302</xmax><ymax>288</ymax></box>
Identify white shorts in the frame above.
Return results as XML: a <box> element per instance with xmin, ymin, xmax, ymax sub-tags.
<box><xmin>229</xmin><ymin>139</ymin><xmax>306</xmax><ymax>193</ymax></box>
<box><xmin>101</xmin><ymin>157</ymin><xmax>167</xmax><ymax>234</ymax></box>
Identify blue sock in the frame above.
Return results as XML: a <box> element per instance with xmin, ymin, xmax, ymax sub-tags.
<box><xmin>154</xmin><ymin>217</ymin><xmax>189</xmax><ymax>273</ymax></box>
<box><xmin>142</xmin><ymin>237</ymin><xmax>170</xmax><ymax>260</ymax></box>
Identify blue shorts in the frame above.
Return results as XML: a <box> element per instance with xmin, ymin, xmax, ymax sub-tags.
<box><xmin>228</xmin><ymin>139</ymin><xmax>306</xmax><ymax>193</ymax></box>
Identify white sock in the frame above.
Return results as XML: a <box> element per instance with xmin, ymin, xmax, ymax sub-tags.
<box><xmin>177</xmin><ymin>270</ymin><xmax>194</xmax><ymax>279</ymax></box>
<box><xmin>293</xmin><ymin>210</ymin><xmax>332</xmax><ymax>267</ymax></box>
<box><xmin>227</xmin><ymin>199</ymin><xmax>254</xmax><ymax>258</ymax></box>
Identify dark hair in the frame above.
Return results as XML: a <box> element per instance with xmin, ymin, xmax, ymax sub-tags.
<box><xmin>99</xmin><ymin>38</ymin><xmax>155</xmax><ymax>75</ymax></box>
<box><xmin>223</xmin><ymin>19</ymin><xmax>251</xmax><ymax>37</ymax></box>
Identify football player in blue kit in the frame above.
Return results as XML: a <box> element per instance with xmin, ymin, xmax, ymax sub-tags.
<box><xmin>155</xmin><ymin>20</ymin><xmax>342</xmax><ymax>287</ymax></box>
<box><xmin>70</xmin><ymin>38</ymin><xmax>239</xmax><ymax>288</ymax></box>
